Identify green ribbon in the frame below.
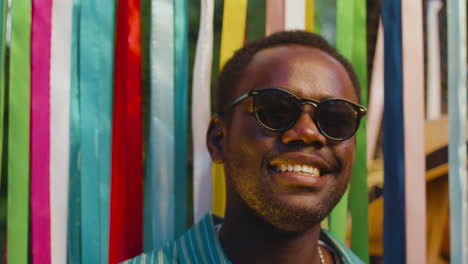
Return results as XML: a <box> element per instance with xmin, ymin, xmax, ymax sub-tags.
<box><xmin>246</xmin><ymin>0</ymin><xmax>265</xmax><ymax>42</ymax></box>
<box><xmin>67</xmin><ymin>0</ymin><xmax>82</xmax><ymax>262</ymax></box>
<box><xmin>7</xmin><ymin>0</ymin><xmax>32</xmax><ymax>263</ymax></box>
<box><xmin>0</xmin><ymin>0</ymin><xmax>6</xmax><ymax>190</ymax></box>
<box><xmin>174</xmin><ymin>0</ymin><xmax>189</xmax><ymax>238</ymax></box>
<box><xmin>334</xmin><ymin>0</ymin><xmax>369</xmax><ymax>262</ymax></box>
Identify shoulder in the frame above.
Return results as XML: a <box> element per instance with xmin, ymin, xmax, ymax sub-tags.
<box><xmin>121</xmin><ymin>214</ymin><xmax>229</xmax><ymax>264</ymax></box>
<box><xmin>320</xmin><ymin>229</ymin><xmax>365</xmax><ymax>264</ymax></box>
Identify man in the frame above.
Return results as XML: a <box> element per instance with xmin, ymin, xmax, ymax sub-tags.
<box><xmin>126</xmin><ymin>31</ymin><xmax>366</xmax><ymax>264</ymax></box>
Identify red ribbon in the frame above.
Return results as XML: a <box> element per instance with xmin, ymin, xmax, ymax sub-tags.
<box><xmin>109</xmin><ymin>0</ymin><xmax>143</xmax><ymax>263</ymax></box>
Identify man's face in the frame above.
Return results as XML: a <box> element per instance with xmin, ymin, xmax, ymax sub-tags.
<box><xmin>216</xmin><ymin>45</ymin><xmax>358</xmax><ymax>232</ymax></box>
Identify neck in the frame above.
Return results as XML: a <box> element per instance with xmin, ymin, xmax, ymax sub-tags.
<box><xmin>219</xmin><ymin>201</ymin><xmax>323</xmax><ymax>264</ymax></box>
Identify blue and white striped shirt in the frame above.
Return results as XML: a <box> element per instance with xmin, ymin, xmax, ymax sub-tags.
<box><xmin>123</xmin><ymin>214</ymin><xmax>364</xmax><ymax>264</ymax></box>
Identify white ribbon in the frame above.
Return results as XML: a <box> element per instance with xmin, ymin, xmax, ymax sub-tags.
<box><xmin>426</xmin><ymin>0</ymin><xmax>443</xmax><ymax>121</ymax></box>
<box><xmin>402</xmin><ymin>0</ymin><xmax>426</xmax><ymax>262</ymax></box>
<box><xmin>285</xmin><ymin>0</ymin><xmax>306</xmax><ymax>30</ymax></box>
<box><xmin>49</xmin><ymin>0</ymin><xmax>72</xmax><ymax>263</ymax></box>
<box><xmin>192</xmin><ymin>0</ymin><xmax>214</xmax><ymax>222</ymax></box>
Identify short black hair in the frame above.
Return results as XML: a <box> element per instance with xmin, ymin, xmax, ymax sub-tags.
<box><xmin>215</xmin><ymin>30</ymin><xmax>361</xmax><ymax>114</ymax></box>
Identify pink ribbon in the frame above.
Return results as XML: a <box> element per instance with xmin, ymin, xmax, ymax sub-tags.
<box><xmin>31</xmin><ymin>0</ymin><xmax>52</xmax><ymax>263</ymax></box>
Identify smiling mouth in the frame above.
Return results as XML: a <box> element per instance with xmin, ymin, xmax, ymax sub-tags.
<box><xmin>270</xmin><ymin>163</ymin><xmax>321</xmax><ymax>177</ymax></box>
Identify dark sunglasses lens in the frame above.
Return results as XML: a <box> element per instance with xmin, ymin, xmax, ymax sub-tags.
<box><xmin>316</xmin><ymin>100</ymin><xmax>358</xmax><ymax>140</ymax></box>
<box><xmin>254</xmin><ymin>91</ymin><xmax>300</xmax><ymax>130</ymax></box>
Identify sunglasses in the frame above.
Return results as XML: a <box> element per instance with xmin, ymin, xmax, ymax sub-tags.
<box><xmin>229</xmin><ymin>88</ymin><xmax>367</xmax><ymax>141</ymax></box>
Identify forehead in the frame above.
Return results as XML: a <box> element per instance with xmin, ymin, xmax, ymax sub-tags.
<box><xmin>235</xmin><ymin>45</ymin><xmax>357</xmax><ymax>102</ymax></box>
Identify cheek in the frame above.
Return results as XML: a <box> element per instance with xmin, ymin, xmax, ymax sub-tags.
<box><xmin>224</xmin><ymin>114</ymin><xmax>276</xmax><ymax>170</ymax></box>
<box><xmin>336</xmin><ymin>141</ymin><xmax>356</xmax><ymax>172</ymax></box>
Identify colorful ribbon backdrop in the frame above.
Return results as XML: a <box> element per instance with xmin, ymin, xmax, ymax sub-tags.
<box><xmin>1</xmin><ymin>1</ymin><xmax>462</xmax><ymax>263</ymax></box>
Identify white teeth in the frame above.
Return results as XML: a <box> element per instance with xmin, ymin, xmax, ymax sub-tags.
<box><xmin>274</xmin><ymin>164</ymin><xmax>321</xmax><ymax>176</ymax></box>
<box><xmin>294</xmin><ymin>165</ymin><xmax>302</xmax><ymax>172</ymax></box>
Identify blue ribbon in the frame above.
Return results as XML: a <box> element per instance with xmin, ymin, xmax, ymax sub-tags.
<box><xmin>447</xmin><ymin>0</ymin><xmax>468</xmax><ymax>262</ymax></box>
<box><xmin>145</xmin><ymin>0</ymin><xmax>175</xmax><ymax>250</ymax></box>
<box><xmin>67</xmin><ymin>0</ymin><xmax>82</xmax><ymax>263</ymax></box>
<box><xmin>78</xmin><ymin>0</ymin><xmax>115</xmax><ymax>263</ymax></box>
<box><xmin>382</xmin><ymin>0</ymin><xmax>406</xmax><ymax>263</ymax></box>
<box><xmin>174</xmin><ymin>0</ymin><xmax>189</xmax><ymax>238</ymax></box>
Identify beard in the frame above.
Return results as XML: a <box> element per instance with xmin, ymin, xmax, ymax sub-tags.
<box><xmin>226</xmin><ymin>163</ymin><xmax>349</xmax><ymax>233</ymax></box>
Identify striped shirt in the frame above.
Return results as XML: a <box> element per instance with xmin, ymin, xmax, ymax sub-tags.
<box><xmin>122</xmin><ymin>214</ymin><xmax>364</xmax><ymax>264</ymax></box>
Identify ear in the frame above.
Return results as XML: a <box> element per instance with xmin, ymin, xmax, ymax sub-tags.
<box><xmin>206</xmin><ymin>114</ymin><xmax>226</xmax><ymax>163</ymax></box>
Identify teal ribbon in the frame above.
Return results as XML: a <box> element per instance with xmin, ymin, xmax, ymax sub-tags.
<box><xmin>78</xmin><ymin>0</ymin><xmax>115</xmax><ymax>263</ymax></box>
<box><xmin>67</xmin><ymin>0</ymin><xmax>82</xmax><ymax>263</ymax></box>
<box><xmin>382</xmin><ymin>0</ymin><xmax>406</xmax><ymax>262</ymax></box>
<box><xmin>146</xmin><ymin>0</ymin><xmax>175</xmax><ymax>250</ymax></box>
<box><xmin>174</xmin><ymin>0</ymin><xmax>189</xmax><ymax>238</ymax></box>
<box><xmin>314</xmin><ymin>0</ymin><xmax>336</xmax><ymax>45</ymax></box>
<box><xmin>447</xmin><ymin>0</ymin><xmax>467</xmax><ymax>262</ymax></box>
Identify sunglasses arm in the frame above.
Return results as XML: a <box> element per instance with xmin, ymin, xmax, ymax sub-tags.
<box><xmin>229</xmin><ymin>92</ymin><xmax>251</xmax><ymax>108</ymax></box>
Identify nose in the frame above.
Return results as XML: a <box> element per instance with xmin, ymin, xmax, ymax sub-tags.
<box><xmin>281</xmin><ymin>111</ymin><xmax>327</xmax><ymax>148</ymax></box>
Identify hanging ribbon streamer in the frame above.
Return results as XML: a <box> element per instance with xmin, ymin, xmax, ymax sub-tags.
<box><xmin>305</xmin><ymin>0</ymin><xmax>314</xmax><ymax>32</ymax></box>
<box><xmin>401</xmin><ymin>0</ymin><xmax>426</xmax><ymax>263</ymax></box>
<box><xmin>31</xmin><ymin>0</ymin><xmax>52</xmax><ymax>263</ymax></box>
<box><xmin>141</xmin><ymin>0</ymin><xmax>152</xmax><ymax>251</ymax></box>
<box><xmin>0</xmin><ymin>0</ymin><xmax>7</xmax><ymax>190</ymax></box>
<box><xmin>78</xmin><ymin>0</ymin><xmax>116</xmax><ymax>263</ymax></box>
<box><xmin>245</xmin><ymin>0</ymin><xmax>265</xmax><ymax>43</ymax></box>
<box><xmin>382</xmin><ymin>0</ymin><xmax>406</xmax><ymax>263</ymax></box>
<box><xmin>266</xmin><ymin>0</ymin><xmax>284</xmax><ymax>35</ymax></box>
<box><xmin>213</xmin><ymin>0</ymin><xmax>248</xmax><ymax>217</ymax></box>
<box><xmin>109</xmin><ymin>0</ymin><xmax>143</xmax><ymax>262</ymax></box>
<box><xmin>174</xmin><ymin>0</ymin><xmax>189</xmax><ymax>236</ymax></box>
<box><xmin>330</xmin><ymin>0</ymin><xmax>351</xmax><ymax>242</ymax></box>
<box><xmin>67</xmin><ymin>0</ymin><xmax>82</xmax><ymax>263</ymax></box>
<box><xmin>285</xmin><ymin>0</ymin><xmax>305</xmax><ymax>30</ymax></box>
<box><xmin>313</xmin><ymin>0</ymin><xmax>336</xmax><ymax>45</ymax></box>
<box><xmin>426</xmin><ymin>0</ymin><xmax>443</xmax><ymax>121</ymax></box>
<box><xmin>447</xmin><ymin>0</ymin><xmax>468</xmax><ymax>262</ymax></box>
<box><xmin>146</xmin><ymin>0</ymin><xmax>175</xmax><ymax>249</ymax></box>
<box><xmin>7</xmin><ymin>0</ymin><xmax>32</xmax><ymax>263</ymax></box>
<box><xmin>50</xmin><ymin>0</ymin><xmax>73</xmax><ymax>263</ymax></box>
<box><xmin>367</xmin><ymin>20</ymin><xmax>383</xmax><ymax>161</ymax></box>
<box><xmin>333</xmin><ymin>2</ymin><xmax>369</xmax><ymax>261</ymax></box>
<box><xmin>192</xmin><ymin>0</ymin><xmax>214</xmax><ymax>223</ymax></box>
